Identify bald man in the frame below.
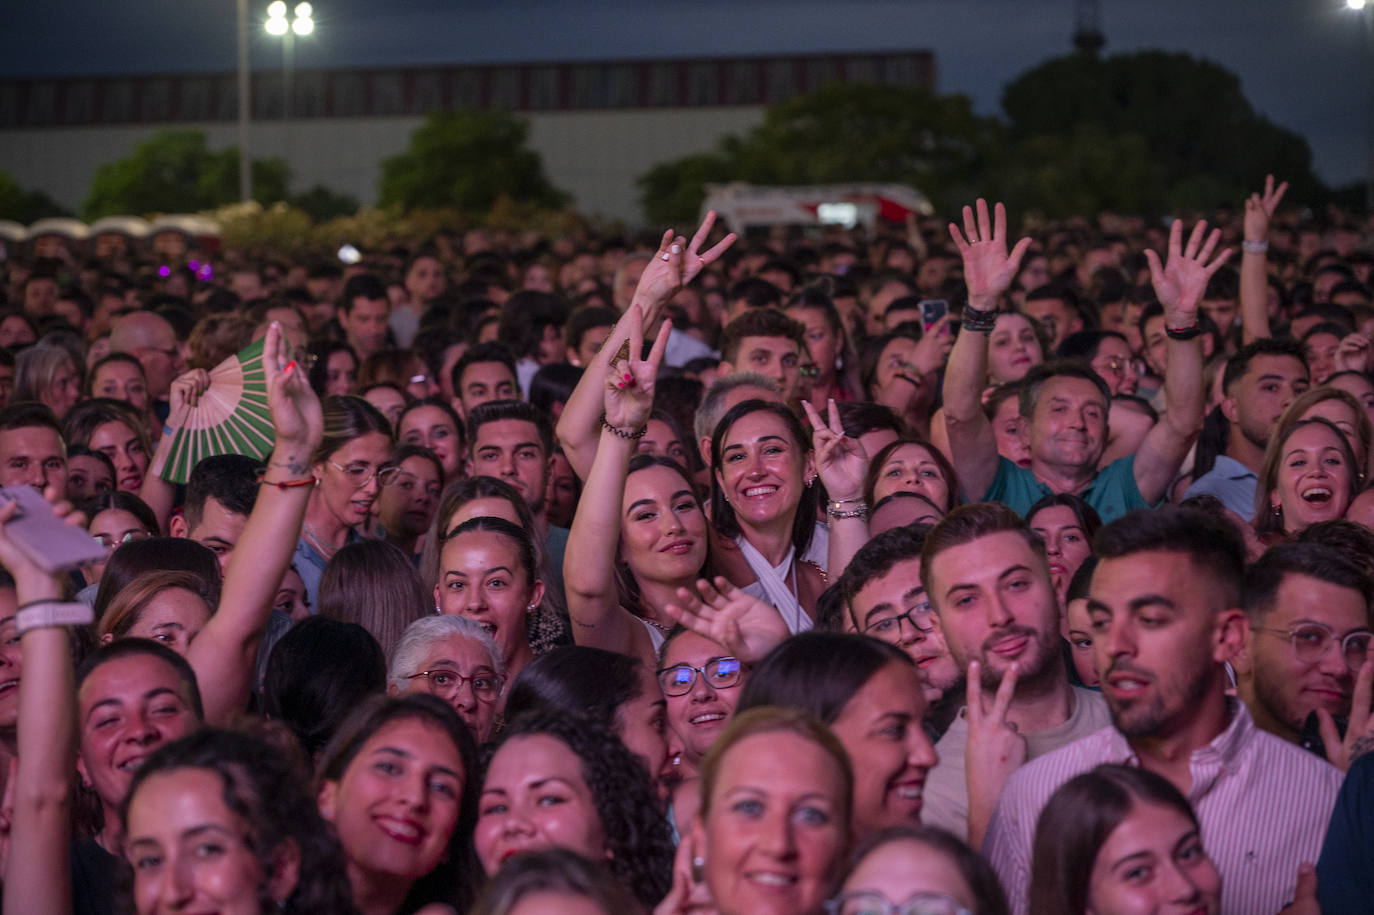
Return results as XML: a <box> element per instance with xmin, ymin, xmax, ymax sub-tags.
<box><xmin>109</xmin><ymin>312</ymin><xmax>186</xmax><ymax>403</ymax></box>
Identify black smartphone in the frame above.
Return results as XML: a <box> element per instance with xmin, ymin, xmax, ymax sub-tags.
<box><xmin>919</xmin><ymin>299</ymin><xmax>948</xmax><ymax>329</ymax></box>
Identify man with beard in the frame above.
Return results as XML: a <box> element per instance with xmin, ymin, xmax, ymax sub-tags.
<box><xmin>1237</xmin><ymin>542</ymin><xmax>1372</xmax><ymax>769</ymax></box>
<box><xmin>984</xmin><ymin>507</ymin><xmax>1343</xmax><ymax>915</ymax></box>
<box><xmin>918</xmin><ymin>502</ymin><xmax>1110</xmax><ymax>847</ymax></box>
<box><xmin>1184</xmin><ymin>339</ymin><xmax>1309</xmax><ymax>519</ymax></box>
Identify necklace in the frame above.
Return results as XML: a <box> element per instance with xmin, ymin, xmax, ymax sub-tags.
<box><xmin>302</xmin><ymin>521</ymin><xmax>342</xmax><ymax>560</ymax></box>
<box><xmin>641</xmin><ymin>616</ymin><xmax>673</xmax><ymax>634</ymax></box>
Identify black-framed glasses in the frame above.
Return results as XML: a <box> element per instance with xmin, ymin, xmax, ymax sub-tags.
<box><xmin>825</xmin><ymin>891</ymin><xmax>972</xmax><ymax>915</ymax></box>
<box><xmin>1255</xmin><ymin>623</ymin><xmax>1372</xmax><ymax>672</ymax></box>
<box><xmin>328</xmin><ymin>460</ymin><xmax>401</xmax><ymax>489</ymax></box>
<box><xmin>863</xmin><ymin>602</ymin><xmax>935</xmax><ymax>641</ymax></box>
<box><xmin>656</xmin><ymin>657</ymin><xmax>743</xmax><ymax>696</ymax></box>
<box><xmin>403</xmin><ymin>668</ymin><xmax>503</xmax><ymax>701</ymax></box>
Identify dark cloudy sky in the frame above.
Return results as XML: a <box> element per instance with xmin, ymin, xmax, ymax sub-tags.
<box><xmin>3</xmin><ymin>0</ymin><xmax>1369</xmax><ymax>187</ymax></box>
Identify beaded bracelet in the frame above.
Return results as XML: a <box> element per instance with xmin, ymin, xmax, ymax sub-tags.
<box><xmin>600</xmin><ymin>413</ymin><xmax>647</xmax><ymax>440</ymax></box>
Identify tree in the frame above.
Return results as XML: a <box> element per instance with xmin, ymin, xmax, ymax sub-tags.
<box><xmin>995</xmin><ymin>126</ymin><xmax>1167</xmax><ymax>219</ymax></box>
<box><xmin>288</xmin><ymin>185</ymin><xmax>359</xmax><ymax>222</ymax></box>
<box><xmin>83</xmin><ymin>130</ymin><xmax>289</xmax><ymax>220</ymax></box>
<box><xmin>0</xmin><ymin>171</ymin><xmax>70</xmax><ymax>223</ymax></box>
<box><xmin>1000</xmin><ymin>51</ymin><xmax>1325</xmax><ymax>212</ymax></box>
<box><xmin>638</xmin><ymin>83</ymin><xmax>1002</xmax><ymax>225</ymax></box>
<box><xmin>378</xmin><ymin>109</ymin><xmax>569</xmax><ymax>213</ymax></box>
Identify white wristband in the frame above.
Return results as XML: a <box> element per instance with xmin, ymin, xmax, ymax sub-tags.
<box><xmin>15</xmin><ymin>601</ymin><xmax>94</xmax><ymax>637</ymax></box>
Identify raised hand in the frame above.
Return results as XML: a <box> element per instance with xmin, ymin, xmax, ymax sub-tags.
<box><xmin>168</xmin><ymin>368</ymin><xmax>211</xmax><ymax>414</ymax></box>
<box><xmin>1317</xmin><ymin>654</ymin><xmax>1374</xmax><ymax>772</ymax></box>
<box><xmin>802</xmin><ymin>398</ymin><xmax>867</xmax><ymax>503</ymax></box>
<box><xmin>631</xmin><ymin>211</ymin><xmax>738</xmax><ymax>310</ymax></box>
<box><xmin>604</xmin><ymin>304</ymin><xmax>671</xmax><ymax>432</ymax></box>
<box><xmin>661</xmin><ymin>576</ymin><xmax>789</xmax><ymax>663</ymax></box>
<box><xmin>911</xmin><ymin>314</ymin><xmax>956</xmax><ymax>375</ymax></box>
<box><xmin>1244</xmin><ymin>174</ymin><xmax>1288</xmax><ymax>242</ymax></box>
<box><xmin>263</xmin><ymin>322</ymin><xmax>323</xmax><ymax>452</ymax></box>
<box><xmin>964</xmin><ymin>659</ymin><xmax>1027</xmax><ymax>846</ymax></box>
<box><xmin>947</xmin><ymin>200</ymin><xmax>1033</xmax><ymax>310</ymax></box>
<box><xmin>1335</xmin><ymin>333</ymin><xmax>1374</xmax><ymax>375</ymax></box>
<box><xmin>1146</xmin><ymin>219</ymin><xmax>1233</xmax><ymax>320</ymax></box>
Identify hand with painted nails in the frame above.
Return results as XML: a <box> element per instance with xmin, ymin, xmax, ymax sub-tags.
<box><xmin>603</xmin><ymin>304</ymin><xmax>671</xmax><ymax>434</ymax></box>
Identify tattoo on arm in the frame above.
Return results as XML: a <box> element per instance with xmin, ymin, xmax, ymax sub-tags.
<box><xmin>271</xmin><ymin>455</ymin><xmax>310</xmax><ymax>477</ymax></box>
<box><xmin>1349</xmin><ymin>734</ymin><xmax>1374</xmax><ymax>764</ymax></box>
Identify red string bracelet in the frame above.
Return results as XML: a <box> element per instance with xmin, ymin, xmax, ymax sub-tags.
<box><xmin>259</xmin><ymin>477</ymin><xmax>316</xmax><ymax>490</ymax></box>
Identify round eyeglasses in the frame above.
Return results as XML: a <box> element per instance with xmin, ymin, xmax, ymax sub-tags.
<box><xmin>656</xmin><ymin>657</ymin><xmax>743</xmax><ymax>696</ymax></box>
<box><xmin>328</xmin><ymin>460</ymin><xmax>401</xmax><ymax>489</ymax></box>
<box><xmin>404</xmin><ymin>668</ymin><xmax>503</xmax><ymax>701</ymax></box>
<box><xmin>1255</xmin><ymin>623</ymin><xmax>1372</xmax><ymax>673</ymax></box>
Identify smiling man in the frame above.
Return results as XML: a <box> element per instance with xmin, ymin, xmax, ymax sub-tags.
<box><xmin>983</xmin><ymin>507</ymin><xmax>1344</xmax><ymax>915</ymax></box>
<box><xmin>1238</xmin><ymin>542</ymin><xmax>1372</xmax><ymax>764</ymax></box>
<box><xmin>919</xmin><ymin>503</ymin><xmax>1109</xmax><ymax>848</ymax></box>
<box><xmin>943</xmin><ymin>201</ymin><xmax>1225</xmax><ymax>522</ymax></box>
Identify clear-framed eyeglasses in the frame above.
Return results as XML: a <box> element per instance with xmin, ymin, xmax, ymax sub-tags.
<box><xmin>328</xmin><ymin>460</ymin><xmax>402</xmax><ymax>489</ymax></box>
<box><xmin>1254</xmin><ymin>623</ymin><xmax>1372</xmax><ymax>672</ymax></box>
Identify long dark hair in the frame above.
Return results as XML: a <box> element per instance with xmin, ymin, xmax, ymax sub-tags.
<box><xmin>502</xmin><ymin>645</ymin><xmax>644</xmax><ymax>735</ymax></box>
<box><xmin>617</xmin><ymin>453</ymin><xmax>713</xmax><ymax>614</ymax></box>
<box><xmin>1028</xmin><ymin>764</ymin><xmax>1204</xmax><ymax>915</ymax></box>
<box><xmin>318</xmin><ymin>694</ymin><xmax>482</xmax><ymax>914</ymax></box>
<box><xmin>709</xmin><ymin>399</ymin><xmax>817</xmax><ymax>555</ymax></box>
<box><xmin>736</xmin><ymin>631</ymin><xmax>911</xmax><ymax>724</ymax></box>
<box><xmin>118</xmin><ymin>728</ymin><xmax>359</xmax><ymax>915</ymax></box>
<box><xmin>487</xmin><ymin>711</ymin><xmax>674</xmax><ymax>907</ymax></box>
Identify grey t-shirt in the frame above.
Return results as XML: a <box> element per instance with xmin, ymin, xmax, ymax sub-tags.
<box><xmin>923</xmin><ymin>685</ymin><xmax>1111</xmax><ymax>841</ymax></box>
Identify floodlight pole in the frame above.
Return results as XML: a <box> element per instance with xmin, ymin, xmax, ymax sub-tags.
<box><xmin>237</xmin><ymin>0</ymin><xmax>252</xmax><ymax>202</ymax></box>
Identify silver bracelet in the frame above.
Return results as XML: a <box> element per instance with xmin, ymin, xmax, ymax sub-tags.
<box><xmin>827</xmin><ymin>502</ymin><xmax>869</xmax><ymax>520</ymax></box>
<box><xmin>1242</xmin><ymin>239</ymin><xmax>1268</xmax><ymax>255</ymax></box>
<box><xmin>15</xmin><ymin>601</ymin><xmax>93</xmax><ymax>637</ymax></box>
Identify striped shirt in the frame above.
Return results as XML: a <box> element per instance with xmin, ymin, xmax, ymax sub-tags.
<box><xmin>983</xmin><ymin>700</ymin><xmax>1343</xmax><ymax>915</ymax></box>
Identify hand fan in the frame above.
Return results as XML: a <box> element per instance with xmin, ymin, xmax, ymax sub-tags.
<box><xmin>154</xmin><ymin>338</ymin><xmax>276</xmax><ymax>484</ymax></box>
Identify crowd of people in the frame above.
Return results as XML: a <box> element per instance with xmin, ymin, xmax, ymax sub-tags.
<box><xmin>0</xmin><ymin>173</ymin><xmax>1372</xmax><ymax>914</ymax></box>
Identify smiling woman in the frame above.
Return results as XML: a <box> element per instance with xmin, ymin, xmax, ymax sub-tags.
<box><xmin>474</xmin><ymin>711</ymin><xmax>674</xmax><ymax>908</ymax></box>
<box><xmin>690</xmin><ymin>705</ymin><xmax>853</xmax><ymax>915</ymax></box>
<box><xmin>120</xmin><ymin>728</ymin><xmax>357</xmax><ymax>915</ymax></box>
<box><xmin>317</xmin><ymin>694</ymin><xmax>481</xmax><ymax>915</ymax></box>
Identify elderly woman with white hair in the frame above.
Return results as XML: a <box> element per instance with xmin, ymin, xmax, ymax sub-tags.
<box><xmin>387</xmin><ymin>614</ymin><xmax>506</xmax><ymax>743</ymax></box>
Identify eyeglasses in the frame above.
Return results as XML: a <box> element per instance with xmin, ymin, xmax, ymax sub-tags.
<box><xmin>92</xmin><ymin>529</ymin><xmax>153</xmax><ymax>548</ymax></box>
<box><xmin>404</xmin><ymin>668</ymin><xmax>503</xmax><ymax>701</ymax></box>
<box><xmin>656</xmin><ymin>657</ymin><xmax>743</xmax><ymax>696</ymax></box>
<box><xmin>1255</xmin><ymin>623</ymin><xmax>1373</xmax><ymax>672</ymax></box>
<box><xmin>863</xmin><ymin>602</ymin><xmax>935</xmax><ymax>641</ymax></box>
<box><xmin>825</xmin><ymin>891</ymin><xmax>972</xmax><ymax>915</ymax></box>
<box><xmin>1091</xmin><ymin>355</ymin><xmax>1139</xmax><ymax>376</ymax></box>
<box><xmin>328</xmin><ymin>460</ymin><xmax>401</xmax><ymax>489</ymax></box>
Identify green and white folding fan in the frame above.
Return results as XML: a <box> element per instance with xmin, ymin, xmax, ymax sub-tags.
<box><xmin>154</xmin><ymin>338</ymin><xmax>276</xmax><ymax>484</ymax></box>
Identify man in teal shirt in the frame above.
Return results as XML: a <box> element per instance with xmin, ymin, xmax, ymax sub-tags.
<box><xmin>942</xmin><ymin>200</ymin><xmax>1231</xmax><ymax>523</ymax></box>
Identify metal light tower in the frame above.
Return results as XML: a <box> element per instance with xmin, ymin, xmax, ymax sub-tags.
<box><xmin>1350</xmin><ymin>0</ymin><xmax>1374</xmax><ymax>212</ymax></box>
<box><xmin>1074</xmin><ymin>0</ymin><xmax>1105</xmax><ymax>56</ymax></box>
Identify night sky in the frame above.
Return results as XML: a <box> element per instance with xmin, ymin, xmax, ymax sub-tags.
<box><xmin>3</xmin><ymin>0</ymin><xmax>1370</xmax><ymax>189</ymax></box>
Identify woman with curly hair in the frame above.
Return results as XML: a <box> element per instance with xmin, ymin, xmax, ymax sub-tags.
<box><xmin>474</xmin><ymin>711</ymin><xmax>674</xmax><ymax>908</ymax></box>
<box><xmin>120</xmin><ymin>728</ymin><xmax>358</xmax><ymax>914</ymax></box>
<box><xmin>317</xmin><ymin>694</ymin><xmax>482</xmax><ymax>915</ymax></box>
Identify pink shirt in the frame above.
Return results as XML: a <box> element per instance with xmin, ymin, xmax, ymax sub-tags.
<box><xmin>983</xmin><ymin>701</ymin><xmax>1343</xmax><ymax>915</ymax></box>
